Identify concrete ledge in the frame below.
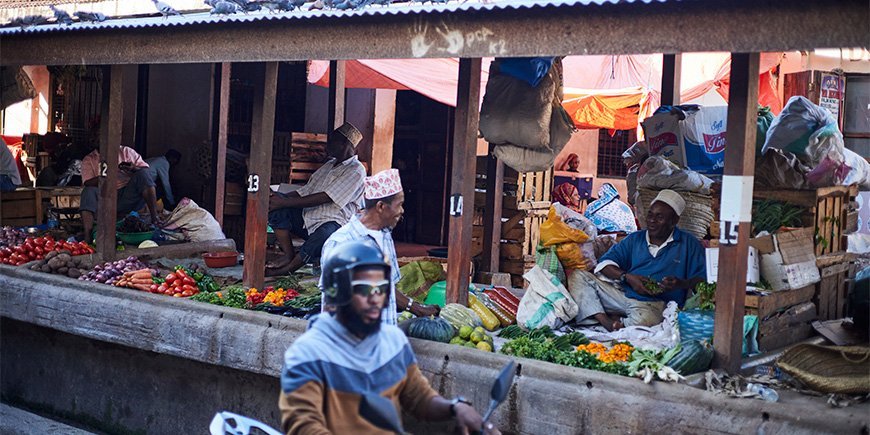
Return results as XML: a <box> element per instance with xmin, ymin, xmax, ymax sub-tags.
<box><xmin>1</xmin><ymin>265</ymin><xmax>868</xmax><ymax>434</ymax></box>
<box><xmin>0</xmin><ymin>404</ymin><xmax>96</xmax><ymax>435</ymax></box>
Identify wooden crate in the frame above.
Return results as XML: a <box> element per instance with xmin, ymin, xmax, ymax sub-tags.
<box><xmin>814</xmin><ymin>257</ymin><xmax>853</xmax><ymax>321</ymax></box>
<box><xmin>745</xmin><ymin>284</ymin><xmax>815</xmax><ymax>319</ymax></box>
<box><xmin>0</xmin><ymin>189</ymin><xmax>41</xmax><ymax>227</ymax></box>
<box><xmin>289</xmin><ymin>133</ymin><xmax>327</xmax><ymax>184</ymax></box>
<box><xmin>745</xmin><ymin>285</ymin><xmax>817</xmax><ymax>351</ymax></box>
<box><xmin>753</xmin><ymin>185</ymin><xmax>858</xmax><ymax>256</ymax></box>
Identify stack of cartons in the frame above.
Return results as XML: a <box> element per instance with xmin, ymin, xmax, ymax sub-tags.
<box><xmin>746</xmin><ymin>227</ymin><xmax>821</xmax><ymax>350</ymax></box>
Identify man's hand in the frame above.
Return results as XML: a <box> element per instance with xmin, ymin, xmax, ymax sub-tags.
<box><xmin>625</xmin><ymin>273</ymin><xmax>653</xmax><ymax>295</ymax></box>
<box><xmin>453</xmin><ymin>403</ymin><xmax>499</xmax><ymax>435</ymax></box>
<box><xmin>660</xmin><ymin>276</ymin><xmax>685</xmax><ymax>291</ymax></box>
<box><xmin>268</xmin><ymin>192</ymin><xmax>284</xmax><ymax>212</ymax></box>
<box><xmin>412</xmin><ymin>303</ymin><xmax>440</xmax><ymax>318</ymax></box>
<box><xmin>119</xmin><ymin>162</ymin><xmax>134</xmax><ymax>173</ymax></box>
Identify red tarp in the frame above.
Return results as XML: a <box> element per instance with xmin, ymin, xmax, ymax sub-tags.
<box><xmin>310</xmin><ymin>53</ymin><xmax>784</xmax><ymax>137</ymax></box>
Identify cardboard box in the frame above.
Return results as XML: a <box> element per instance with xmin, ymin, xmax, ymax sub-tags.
<box><xmin>705</xmin><ymin>247</ymin><xmax>760</xmax><ymax>283</ymax></box>
<box><xmin>753</xmin><ymin>227</ymin><xmax>820</xmax><ymax>291</ymax></box>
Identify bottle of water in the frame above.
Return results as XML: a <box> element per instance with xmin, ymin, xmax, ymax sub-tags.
<box><xmin>746</xmin><ymin>383</ymin><xmax>779</xmax><ymax>402</ymax></box>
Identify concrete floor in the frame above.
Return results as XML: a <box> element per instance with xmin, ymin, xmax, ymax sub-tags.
<box><xmin>0</xmin><ymin>404</ymin><xmax>98</xmax><ymax>435</ymax></box>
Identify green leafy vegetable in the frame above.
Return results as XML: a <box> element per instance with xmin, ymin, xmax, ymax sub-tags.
<box><xmin>752</xmin><ymin>200</ymin><xmax>805</xmax><ymax>236</ymax></box>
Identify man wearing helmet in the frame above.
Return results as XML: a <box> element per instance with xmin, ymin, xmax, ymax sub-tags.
<box><xmin>279</xmin><ymin>241</ymin><xmax>497</xmax><ymax>435</ymax></box>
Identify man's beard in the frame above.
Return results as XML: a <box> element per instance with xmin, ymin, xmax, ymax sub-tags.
<box><xmin>338</xmin><ymin>305</ymin><xmax>381</xmax><ymax>337</ymax></box>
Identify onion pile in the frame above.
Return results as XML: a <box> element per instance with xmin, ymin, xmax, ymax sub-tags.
<box><xmin>79</xmin><ymin>256</ymin><xmax>153</xmax><ymax>284</ymax></box>
<box><xmin>0</xmin><ymin>227</ymin><xmax>27</xmax><ymax>249</ymax></box>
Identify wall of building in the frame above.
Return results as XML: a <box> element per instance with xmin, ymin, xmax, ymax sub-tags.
<box><xmin>554</xmin><ymin>129</ymin><xmax>628</xmax><ymax>203</ymax></box>
<box><xmin>1</xmin><ymin>66</ymin><xmax>50</xmax><ymax>137</ymax></box>
<box><xmin>145</xmin><ymin>63</ymin><xmax>214</xmax><ymax>206</ymax></box>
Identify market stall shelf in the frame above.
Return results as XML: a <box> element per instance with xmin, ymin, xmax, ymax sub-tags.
<box><xmin>745</xmin><ymin>284</ymin><xmax>817</xmax><ymax>351</ymax></box>
<box><xmin>753</xmin><ymin>185</ymin><xmax>859</xmax><ymax>256</ymax></box>
<box><xmin>814</xmin><ymin>255</ymin><xmax>855</xmax><ymax>322</ymax></box>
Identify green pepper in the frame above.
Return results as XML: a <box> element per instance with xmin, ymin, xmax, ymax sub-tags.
<box><xmin>194</xmin><ymin>272</ymin><xmax>204</xmax><ymax>281</ymax></box>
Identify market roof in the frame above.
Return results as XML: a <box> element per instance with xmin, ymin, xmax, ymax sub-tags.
<box><xmin>0</xmin><ymin>0</ymin><xmax>866</xmax><ymax>65</ymax></box>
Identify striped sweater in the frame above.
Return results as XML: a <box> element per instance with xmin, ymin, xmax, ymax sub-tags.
<box><xmin>279</xmin><ymin>314</ymin><xmax>438</xmax><ymax>434</ymax></box>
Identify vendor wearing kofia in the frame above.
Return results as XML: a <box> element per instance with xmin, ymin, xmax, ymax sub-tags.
<box><xmin>574</xmin><ymin>189</ymin><xmax>706</xmax><ymax>330</ymax></box>
<box><xmin>267</xmin><ymin>122</ymin><xmax>366</xmax><ymax>276</ymax></box>
<box><xmin>279</xmin><ymin>241</ymin><xmax>495</xmax><ymax>435</ymax></box>
<box><xmin>320</xmin><ymin>168</ymin><xmax>440</xmax><ymax>325</ymax></box>
<box><xmin>80</xmin><ymin>145</ymin><xmax>160</xmax><ymax>241</ymax></box>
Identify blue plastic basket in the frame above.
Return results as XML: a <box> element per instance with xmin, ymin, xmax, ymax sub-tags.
<box><xmin>678</xmin><ymin>310</ymin><xmax>715</xmax><ymax>342</ymax></box>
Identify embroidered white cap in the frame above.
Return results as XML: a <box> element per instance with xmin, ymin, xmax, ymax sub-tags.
<box><xmin>651</xmin><ymin>189</ymin><xmax>685</xmax><ymax>217</ymax></box>
<box><xmin>365</xmin><ymin>168</ymin><xmax>403</xmax><ymax>200</ymax></box>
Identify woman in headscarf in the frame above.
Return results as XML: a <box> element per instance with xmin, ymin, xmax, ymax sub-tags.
<box><xmin>559</xmin><ymin>153</ymin><xmax>580</xmax><ymax>172</ymax></box>
<box><xmin>552</xmin><ymin>182</ymin><xmax>584</xmax><ymax>213</ymax></box>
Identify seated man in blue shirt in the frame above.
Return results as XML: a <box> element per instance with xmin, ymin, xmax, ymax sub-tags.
<box><xmin>572</xmin><ymin>189</ymin><xmax>706</xmax><ymax>330</ymax></box>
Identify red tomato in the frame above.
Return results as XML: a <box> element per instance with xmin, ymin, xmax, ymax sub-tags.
<box><xmin>181</xmin><ymin>290</ymin><xmax>192</xmax><ymax>297</ymax></box>
<box><xmin>165</xmin><ymin>273</ymin><xmax>176</xmax><ymax>284</ymax></box>
<box><xmin>183</xmin><ymin>276</ymin><xmax>195</xmax><ymax>286</ymax></box>
<box><xmin>181</xmin><ymin>284</ymin><xmax>195</xmax><ymax>292</ymax></box>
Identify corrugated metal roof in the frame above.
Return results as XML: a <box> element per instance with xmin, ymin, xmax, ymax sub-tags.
<box><xmin>0</xmin><ymin>0</ymin><xmax>668</xmax><ymax>35</ymax></box>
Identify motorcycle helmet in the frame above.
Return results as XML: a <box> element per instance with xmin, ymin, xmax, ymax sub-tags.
<box><xmin>321</xmin><ymin>240</ymin><xmax>390</xmax><ymax>306</ymax></box>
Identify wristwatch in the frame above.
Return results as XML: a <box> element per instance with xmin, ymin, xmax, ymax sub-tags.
<box><xmin>405</xmin><ymin>299</ymin><xmax>414</xmax><ymax>312</ymax></box>
<box><xmin>449</xmin><ymin>396</ymin><xmax>472</xmax><ymax>416</ymax></box>
<box><xmin>619</xmin><ymin>273</ymin><xmax>627</xmax><ymax>283</ymax></box>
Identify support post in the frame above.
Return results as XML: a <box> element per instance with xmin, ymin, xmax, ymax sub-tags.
<box><xmin>242</xmin><ymin>62</ymin><xmax>278</xmax><ymax>290</ymax></box>
<box><xmin>327</xmin><ymin>60</ymin><xmax>346</xmax><ymax>130</ymax></box>
<box><xmin>481</xmin><ymin>145</ymin><xmax>503</xmax><ymax>273</ymax></box>
<box><xmin>446</xmin><ymin>58</ymin><xmax>482</xmax><ymax>306</ymax></box>
<box><xmin>712</xmin><ymin>52</ymin><xmax>759</xmax><ymax>374</ymax></box>
<box><xmin>96</xmin><ymin>66</ymin><xmax>124</xmax><ymax>261</ymax></box>
<box><xmin>214</xmin><ymin>62</ymin><xmax>230</xmax><ymax>227</ymax></box>
<box><xmin>661</xmin><ymin>54</ymin><xmax>682</xmax><ymax>106</ymax></box>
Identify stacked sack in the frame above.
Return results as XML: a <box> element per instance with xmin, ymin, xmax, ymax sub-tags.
<box><xmin>480</xmin><ymin>57</ymin><xmax>576</xmax><ymax>173</ymax></box>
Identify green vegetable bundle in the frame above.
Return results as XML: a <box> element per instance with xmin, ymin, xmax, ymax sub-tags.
<box><xmin>752</xmin><ymin>200</ymin><xmax>805</xmax><ymax>236</ymax></box>
<box><xmin>190</xmin><ymin>286</ymin><xmax>246</xmax><ymax>309</ymax></box>
<box><xmin>500</xmin><ymin>336</ymin><xmax>628</xmax><ymax>375</ymax></box>
<box><xmin>287</xmin><ymin>293</ymin><xmax>321</xmax><ymax>309</ymax></box>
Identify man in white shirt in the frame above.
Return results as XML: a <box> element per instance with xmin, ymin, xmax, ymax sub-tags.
<box><xmin>319</xmin><ymin>169</ymin><xmax>440</xmax><ymax>325</ymax></box>
<box><xmin>146</xmin><ymin>149</ymin><xmax>181</xmax><ymax>210</ymax></box>
<box><xmin>0</xmin><ymin>138</ymin><xmax>22</xmax><ymax>192</ymax></box>
<box><xmin>267</xmin><ymin>122</ymin><xmax>366</xmax><ymax>276</ymax></box>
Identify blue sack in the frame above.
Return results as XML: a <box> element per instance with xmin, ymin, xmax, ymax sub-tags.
<box><xmin>498</xmin><ymin>57</ymin><xmax>555</xmax><ymax>87</ymax></box>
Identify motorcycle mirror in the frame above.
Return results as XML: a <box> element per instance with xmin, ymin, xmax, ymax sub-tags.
<box><xmin>359</xmin><ymin>393</ymin><xmax>405</xmax><ymax>434</ymax></box>
<box><xmin>490</xmin><ymin>361</ymin><xmax>516</xmax><ymax>404</ymax></box>
<box><xmin>481</xmin><ymin>361</ymin><xmax>517</xmax><ymax>424</ymax></box>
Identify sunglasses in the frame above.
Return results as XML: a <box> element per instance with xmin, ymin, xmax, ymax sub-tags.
<box><xmin>350</xmin><ymin>280</ymin><xmax>389</xmax><ymax>297</ymax></box>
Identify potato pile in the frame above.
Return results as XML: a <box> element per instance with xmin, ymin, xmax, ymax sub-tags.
<box><xmin>28</xmin><ymin>250</ymin><xmax>88</xmax><ymax>279</ymax></box>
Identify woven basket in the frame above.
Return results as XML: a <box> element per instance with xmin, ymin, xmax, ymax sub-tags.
<box><xmin>637</xmin><ymin>188</ymin><xmax>714</xmax><ymax>240</ymax></box>
<box><xmin>776</xmin><ymin>344</ymin><xmax>870</xmax><ymax>394</ymax></box>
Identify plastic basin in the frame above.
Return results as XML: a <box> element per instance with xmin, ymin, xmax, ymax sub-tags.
<box><xmin>116</xmin><ymin>231</ymin><xmax>154</xmax><ymax>245</ymax></box>
<box><xmin>203</xmin><ymin>251</ymin><xmax>239</xmax><ymax>268</ymax></box>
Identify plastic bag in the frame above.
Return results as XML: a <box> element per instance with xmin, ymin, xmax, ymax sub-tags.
<box><xmin>622</xmin><ymin>140</ymin><xmax>649</xmax><ymax>167</ymax></box>
<box><xmin>763</xmin><ymin>96</ymin><xmax>845</xmax><ymax>168</ymax></box>
<box><xmin>754</xmin><ymin>148</ymin><xmax>810</xmax><ymax>190</ymax></box>
<box><xmin>636</xmin><ymin>156</ymin><xmax>714</xmax><ymax>195</ymax></box>
<box><xmin>540</xmin><ymin>206</ymin><xmax>590</xmax><ymax>270</ymax></box>
<box><xmin>842</xmin><ymin>147</ymin><xmax>870</xmax><ymax>189</ymax></box>
<box><xmin>535</xmin><ymin>244</ymin><xmax>566</xmax><ymax>284</ymax></box>
<box><xmin>755</xmin><ymin>106</ymin><xmax>775</xmax><ymax>157</ymax></box>
<box><xmin>552</xmin><ymin>202</ymin><xmax>598</xmax><ymax>238</ymax></box>
<box><xmin>641</xmin><ymin>105</ymin><xmax>728</xmax><ymax>175</ymax></box>
<box><xmin>517</xmin><ymin>266</ymin><xmax>579</xmax><ymax>330</ymax></box>
<box><xmin>497</xmin><ymin>57</ymin><xmax>555</xmax><ymax>87</ymax></box>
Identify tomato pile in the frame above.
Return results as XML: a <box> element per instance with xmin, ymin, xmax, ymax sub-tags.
<box><xmin>0</xmin><ymin>236</ymin><xmax>95</xmax><ymax>266</ymax></box>
<box><xmin>149</xmin><ymin>267</ymin><xmax>200</xmax><ymax>297</ymax></box>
